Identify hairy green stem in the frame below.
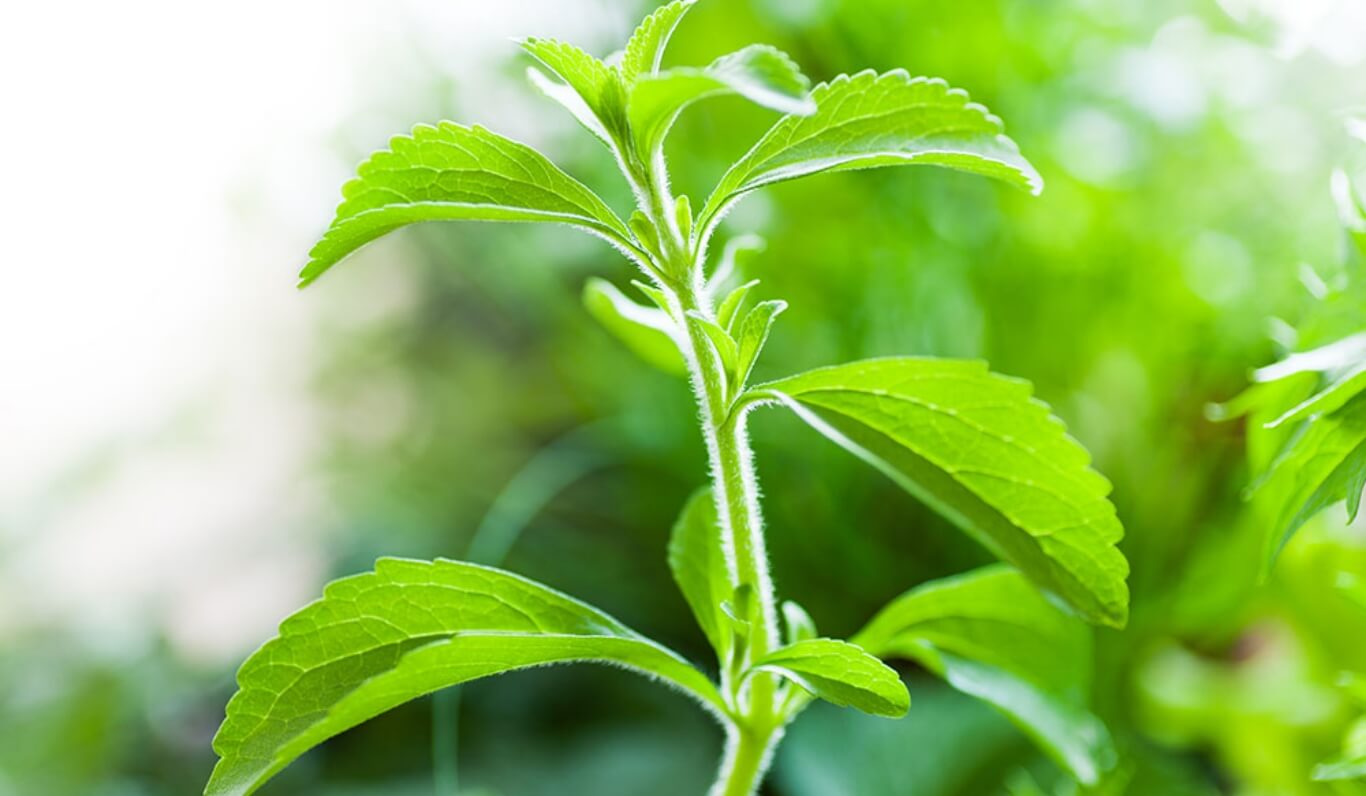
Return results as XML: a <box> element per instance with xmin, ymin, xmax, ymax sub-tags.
<box><xmin>673</xmin><ymin>263</ymin><xmax>782</xmax><ymax>795</ymax></box>
<box><xmin>712</xmin><ymin>725</ymin><xmax>782</xmax><ymax>796</ymax></box>
<box><xmin>638</xmin><ymin>147</ymin><xmax>782</xmax><ymax>794</ymax></box>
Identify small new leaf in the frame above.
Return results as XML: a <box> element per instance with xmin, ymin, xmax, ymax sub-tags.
<box><xmin>582</xmin><ymin>277</ymin><xmax>685</xmax><ymax>375</ymax></box>
<box><xmin>674</xmin><ymin>194</ymin><xmax>694</xmax><ymax>242</ymax></box>
<box><xmin>1253</xmin><ymin>333</ymin><xmax>1366</xmax><ymax>429</ymax></box>
<box><xmin>629</xmin><ymin>44</ymin><xmax>814</xmax><ymax>158</ymax></box>
<box><xmin>205</xmin><ymin>558</ymin><xmax>720</xmax><ymax>796</ymax></box>
<box><xmin>752</xmin><ymin>638</ymin><xmax>909</xmax><ymax>718</ymax></box>
<box><xmin>523</xmin><ymin>37</ymin><xmax>625</xmax><ymax>145</ymax></box>
<box><xmin>687</xmin><ymin>311</ymin><xmax>740</xmax><ymax>377</ymax></box>
<box><xmin>620</xmin><ymin>0</ymin><xmax>696</xmax><ymax>83</ymax></box>
<box><xmin>699</xmin><ymin>70</ymin><xmax>1043</xmax><ymax>245</ymax></box>
<box><xmin>854</xmin><ymin>565</ymin><xmax>1115</xmax><ymax>785</ymax></box>
<box><xmin>717</xmin><ymin>279</ymin><xmax>760</xmax><ymax>332</ymax></box>
<box><xmin>668</xmin><ymin>488</ymin><xmax>732</xmax><ymax>656</ymax></box>
<box><xmin>300</xmin><ymin>123</ymin><xmax>630</xmax><ymax>286</ymax></box>
<box><xmin>734</xmin><ymin>299</ymin><xmax>786</xmax><ymax>389</ymax></box>
<box><xmin>760</xmin><ymin>358</ymin><xmax>1129</xmax><ymax>627</ymax></box>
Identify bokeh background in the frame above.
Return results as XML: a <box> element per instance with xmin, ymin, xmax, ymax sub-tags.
<box><xmin>3</xmin><ymin>0</ymin><xmax>1366</xmax><ymax>793</ymax></box>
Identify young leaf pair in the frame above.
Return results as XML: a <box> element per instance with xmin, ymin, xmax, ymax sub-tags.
<box><xmin>206</xmin><ymin>2</ymin><xmax>1128</xmax><ymax>794</ymax></box>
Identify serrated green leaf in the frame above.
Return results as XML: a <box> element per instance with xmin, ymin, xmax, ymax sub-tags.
<box><xmin>752</xmin><ymin>638</ymin><xmax>909</xmax><ymax>718</ymax></box>
<box><xmin>205</xmin><ymin>558</ymin><xmax>721</xmax><ymax>796</ymax></box>
<box><xmin>734</xmin><ymin>299</ymin><xmax>785</xmax><ymax>389</ymax></box>
<box><xmin>300</xmin><ymin>123</ymin><xmax>630</xmax><ymax>286</ymax></box>
<box><xmin>667</xmin><ymin>488</ymin><xmax>731</xmax><ymax>656</ymax></box>
<box><xmin>620</xmin><ymin>0</ymin><xmax>695</xmax><ymax>83</ymax></box>
<box><xmin>781</xmin><ymin>600</ymin><xmax>817</xmax><ymax>645</ymax></box>
<box><xmin>698</xmin><ymin>70</ymin><xmax>1043</xmax><ymax>244</ymax></box>
<box><xmin>522</xmin><ymin>38</ymin><xmax>625</xmax><ymax>145</ymax></box>
<box><xmin>853</xmin><ymin>566</ymin><xmax>1115</xmax><ymax>785</ymax></box>
<box><xmin>1256</xmin><ymin>393</ymin><xmax>1366</xmax><ymax>565</ymax></box>
<box><xmin>629</xmin><ymin>45</ymin><xmax>814</xmax><ymax>158</ymax></box>
<box><xmin>582</xmin><ymin>277</ymin><xmax>685</xmax><ymax>375</ymax></box>
<box><xmin>759</xmin><ymin>358</ymin><xmax>1129</xmax><ymax>627</ymax></box>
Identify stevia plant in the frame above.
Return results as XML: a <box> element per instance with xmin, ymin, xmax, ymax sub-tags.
<box><xmin>205</xmin><ymin>2</ymin><xmax>1131</xmax><ymax>794</ymax></box>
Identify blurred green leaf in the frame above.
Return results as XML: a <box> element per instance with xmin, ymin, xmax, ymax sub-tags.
<box><xmin>1256</xmin><ymin>394</ymin><xmax>1366</xmax><ymax>566</ymax></box>
<box><xmin>753</xmin><ymin>638</ymin><xmax>909</xmax><ymax>718</ymax></box>
<box><xmin>300</xmin><ymin>123</ymin><xmax>631</xmax><ymax>285</ymax></box>
<box><xmin>854</xmin><ymin>565</ymin><xmax>1114</xmax><ymax>785</ymax></box>
<box><xmin>774</xmin><ymin>685</ymin><xmax>1023</xmax><ymax>796</ymax></box>
<box><xmin>760</xmin><ymin>358</ymin><xmax>1129</xmax><ymax>627</ymax></box>
<box><xmin>206</xmin><ymin>558</ymin><xmax>721</xmax><ymax>796</ymax></box>
<box><xmin>667</xmin><ymin>487</ymin><xmax>731</xmax><ymax>657</ymax></box>
<box><xmin>1313</xmin><ymin>716</ymin><xmax>1366</xmax><ymax>781</ymax></box>
<box><xmin>782</xmin><ymin>600</ymin><xmax>818</xmax><ymax>646</ymax></box>
<box><xmin>583</xmin><ymin>277</ymin><xmax>686</xmax><ymax>374</ymax></box>
<box><xmin>629</xmin><ymin>44</ymin><xmax>814</xmax><ymax>157</ymax></box>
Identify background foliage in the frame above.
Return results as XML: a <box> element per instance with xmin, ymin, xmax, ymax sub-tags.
<box><xmin>3</xmin><ymin>0</ymin><xmax>1365</xmax><ymax>794</ymax></box>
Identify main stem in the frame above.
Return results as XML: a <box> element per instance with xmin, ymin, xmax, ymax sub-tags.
<box><xmin>676</xmin><ymin>286</ymin><xmax>783</xmax><ymax>796</ymax></box>
<box><xmin>635</xmin><ymin>155</ymin><xmax>782</xmax><ymax>795</ymax></box>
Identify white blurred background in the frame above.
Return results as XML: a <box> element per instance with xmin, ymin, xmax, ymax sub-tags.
<box><xmin>0</xmin><ymin>0</ymin><xmax>632</xmax><ymax>660</ymax></box>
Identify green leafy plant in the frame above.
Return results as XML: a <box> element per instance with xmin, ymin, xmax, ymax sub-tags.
<box><xmin>1213</xmin><ymin>165</ymin><xmax>1366</xmax><ymax>574</ymax></box>
<box><xmin>1215</xmin><ymin>146</ymin><xmax>1366</xmax><ymax>784</ymax></box>
<box><xmin>206</xmin><ymin>3</ymin><xmax>1131</xmax><ymax>794</ymax></box>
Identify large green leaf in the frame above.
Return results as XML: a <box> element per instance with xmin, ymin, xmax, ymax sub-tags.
<box><xmin>698</xmin><ymin>70</ymin><xmax>1043</xmax><ymax>243</ymax></box>
<box><xmin>853</xmin><ymin>566</ymin><xmax>1115</xmax><ymax>785</ymax></box>
<box><xmin>300</xmin><ymin>123</ymin><xmax>630</xmax><ymax>286</ymax></box>
<box><xmin>752</xmin><ymin>639</ymin><xmax>909</xmax><ymax>718</ymax></box>
<box><xmin>620</xmin><ymin>0</ymin><xmax>695</xmax><ymax>82</ymax></box>
<box><xmin>758</xmin><ymin>358</ymin><xmax>1129</xmax><ymax>627</ymax></box>
<box><xmin>668</xmin><ymin>487</ymin><xmax>732</xmax><ymax>656</ymax></box>
<box><xmin>205</xmin><ymin>558</ymin><xmax>721</xmax><ymax>796</ymax></box>
<box><xmin>629</xmin><ymin>45</ymin><xmax>814</xmax><ymax>158</ymax></box>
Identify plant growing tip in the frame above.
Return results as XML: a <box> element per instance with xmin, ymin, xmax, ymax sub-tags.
<box><xmin>210</xmin><ymin>3</ymin><xmax>1127</xmax><ymax>796</ymax></box>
